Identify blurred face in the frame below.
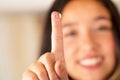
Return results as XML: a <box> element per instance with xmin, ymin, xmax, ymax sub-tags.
<box><xmin>61</xmin><ymin>1</ymin><xmax>116</xmax><ymax>80</ymax></box>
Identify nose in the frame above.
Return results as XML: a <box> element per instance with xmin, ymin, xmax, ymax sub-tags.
<box><xmin>78</xmin><ymin>34</ymin><xmax>98</xmax><ymax>52</ymax></box>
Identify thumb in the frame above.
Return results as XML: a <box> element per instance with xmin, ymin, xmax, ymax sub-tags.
<box><xmin>55</xmin><ymin>59</ymin><xmax>68</xmax><ymax>80</ymax></box>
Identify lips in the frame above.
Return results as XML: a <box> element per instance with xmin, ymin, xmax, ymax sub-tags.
<box><xmin>78</xmin><ymin>56</ymin><xmax>103</xmax><ymax>69</ymax></box>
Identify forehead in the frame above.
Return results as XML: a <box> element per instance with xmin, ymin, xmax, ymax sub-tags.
<box><xmin>61</xmin><ymin>0</ymin><xmax>111</xmax><ymax>24</ymax></box>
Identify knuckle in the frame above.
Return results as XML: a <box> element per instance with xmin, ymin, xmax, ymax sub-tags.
<box><xmin>37</xmin><ymin>69</ymin><xmax>46</xmax><ymax>77</ymax></box>
<box><xmin>29</xmin><ymin>62</ymin><xmax>48</xmax><ymax>78</ymax></box>
<box><xmin>31</xmin><ymin>62</ymin><xmax>40</xmax><ymax>67</ymax></box>
<box><xmin>39</xmin><ymin>52</ymin><xmax>54</xmax><ymax>62</ymax></box>
<box><xmin>44</xmin><ymin>52</ymin><xmax>52</xmax><ymax>59</ymax></box>
<box><xmin>22</xmin><ymin>70</ymin><xmax>39</xmax><ymax>80</ymax></box>
<box><xmin>29</xmin><ymin>62</ymin><xmax>40</xmax><ymax>70</ymax></box>
<box><xmin>29</xmin><ymin>62</ymin><xmax>44</xmax><ymax>72</ymax></box>
<box><xmin>29</xmin><ymin>76</ymin><xmax>38</xmax><ymax>80</ymax></box>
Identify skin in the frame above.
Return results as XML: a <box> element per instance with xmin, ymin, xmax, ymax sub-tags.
<box><xmin>22</xmin><ymin>0</ymin><xmax>116</xmax><ymax>80</ymax></box>
<box><xmin>22</xmin><ymin>12</ymin><xmax>68</xmax><ymax>80</ymax></box>
<box><xmin>62</xmin><ymin>1</ymin><xmax>116</xmax><ymax>80</ymax></box>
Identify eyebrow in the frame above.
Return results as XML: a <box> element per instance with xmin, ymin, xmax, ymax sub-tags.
<box><xmin>94</xmin><ymin>16</ymin><xmax>111</xmax><ymax>21</ymax></box>
<box><xmin>62</xmin><ymin>22</ymin><xmax>78</xmax><ymax>28</ymax></box>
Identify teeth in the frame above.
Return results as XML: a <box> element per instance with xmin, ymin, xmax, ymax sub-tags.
<box><xmin>80</xmin><ymin>57</ymin><xmax>102</xmax><ymax>66</ymax></box>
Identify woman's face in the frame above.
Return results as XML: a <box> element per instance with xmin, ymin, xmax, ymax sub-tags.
<box><xmin>61</xmin><ymin>1</ymin><xmax>116</xmax><ymax>80</ymax></box>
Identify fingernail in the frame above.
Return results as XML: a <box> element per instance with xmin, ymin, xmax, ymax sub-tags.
<box><xmin>55</xmin><ymin>12</ymin><xmax>59</xmax><ymax>19</ymax></box>
<box><xmin>59</xmin><ymin>13</ymin><xmax>62</xmax><ymax>18</ymax></box>
<box><xmin>52</xmin><ymin>11</ymin><xmax>61</xmax><ymax>19</ymax></box>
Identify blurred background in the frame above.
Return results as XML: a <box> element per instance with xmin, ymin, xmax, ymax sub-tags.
<box><xmin>0</xmin><ymin>0</ymin><xmax>119</xmax><ymax>80</ymax></box>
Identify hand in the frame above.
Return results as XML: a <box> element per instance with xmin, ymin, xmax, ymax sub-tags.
<box><xmin>22</xmin><ymin>11</ymin><xmax>68</xmax><ymax>80</ymax></box>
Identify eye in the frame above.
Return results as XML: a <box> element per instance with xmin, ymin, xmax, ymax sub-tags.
<box><xmin>97</xmin><ymin>26</ymin><xmax>111</xmax><ymax>31</ymax></box>
<box><xmin>65</xmin><ymin>31</ymin><xmax>77</xmax><ymax>37</ymax></box>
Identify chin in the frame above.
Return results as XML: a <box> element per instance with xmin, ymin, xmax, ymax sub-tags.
<box><xmin>69</xmin><ymin>76</ymin><xmax>106</xmax><ymax>80</ymax></box>
<box><xmin>68</xmin><ymin>70</ymin><xmax>113</xmax><ymax>80</ymax></box>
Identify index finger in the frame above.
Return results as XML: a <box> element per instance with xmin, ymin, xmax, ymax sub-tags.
<box><xmin>51</xmin><ymin>11</ymin><xmax>64</xmax><ymax>59</ymax></box>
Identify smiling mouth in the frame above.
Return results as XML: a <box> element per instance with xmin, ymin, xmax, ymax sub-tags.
<box><xmin>78</xmin><ymin>56</ymin><xmax>103</xmax><ymax>69</ymax></box>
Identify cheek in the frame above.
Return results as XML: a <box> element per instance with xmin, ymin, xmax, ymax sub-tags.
<box><xmin>63</xmin><ymin>39</ymin><xmax>77</xmax><ymax>61</ymax></box>
<box><xmin>64</xmin><ymin>41</ymin><xmax>75</xmax><ymax>57</ymax></box>
<box><xmin>63</xmin><ymin>40</ymin><xmax>78</xmax><ymax>74</ymax></box>
<box><xmin>98</xmin><ymin>35</ymin><xmax>115</xmax><ymax>55</ymax></box>
<box><xmin>96</xmin><ymin>34</ymin><xmax>116</xmax><ymax>66</ymax></box>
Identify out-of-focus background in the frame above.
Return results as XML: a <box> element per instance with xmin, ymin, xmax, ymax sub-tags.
<box><xmin>0</xmin><ymin>0</ymin><xmax>119</xmax><ymax>80</ymax></box>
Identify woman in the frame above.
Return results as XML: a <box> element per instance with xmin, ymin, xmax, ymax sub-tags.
<box><xmin>22</xmin><ymin>0</ymin><xmax>120</xmax><ymax>80</ymax></box>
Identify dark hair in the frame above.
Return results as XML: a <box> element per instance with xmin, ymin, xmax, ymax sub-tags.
<box><xmin>40</xmin><ymin>0</ymin><xmax>120</xmax><ymax>62</ymax></box>
<box><xmin>40</xmin><ymin>0</ymin><xmax>120</xmax><ymax>79</ymax></box>
<box><xmin>99</xmin><ymin>0</ymin><xmax>120</xmax><ymax>65</ymax></box>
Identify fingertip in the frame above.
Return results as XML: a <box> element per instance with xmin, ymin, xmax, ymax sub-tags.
<box><xmin>59</xmin><ymin>13</ymin><xmax>62</xmax><ymax>18</ymax></box>
<box><xmin>51</xmin><ymin>11</ymin><xmax>61</xmax><ymax>20</ymax></box>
